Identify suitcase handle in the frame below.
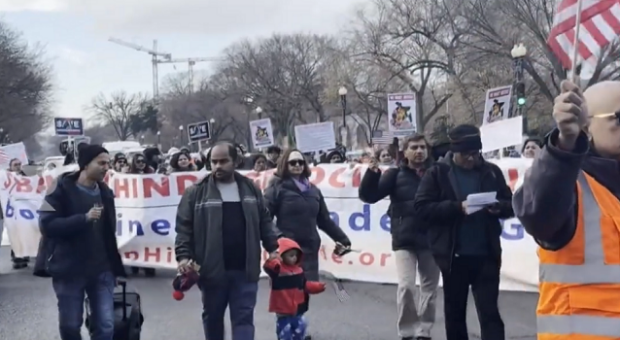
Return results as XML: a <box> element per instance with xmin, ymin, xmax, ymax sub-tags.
<box><xmin>118</xmin><ymin>279</ymin><xmax>128</xmax><ymax>320</ymax></box>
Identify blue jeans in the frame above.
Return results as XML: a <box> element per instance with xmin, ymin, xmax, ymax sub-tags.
<box><xmin>199</xmin><ymin>270</ymin><xmax>259</xmax><ymax>340</ymax></box>
<box><xmin>276</xmin><ymin>315</ymin><xmax>307</xmax><ymax>340</ymax></box>
<box><xmin>52</xmin><ymin>271</ymin><xmax>116</xmax><ymax>340</ymax></box>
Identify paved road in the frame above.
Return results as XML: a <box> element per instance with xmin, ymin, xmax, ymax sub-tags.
<box><xmin>0</xmin><ymin>247</ymin><xmax>537</xmax><ymax>340</ymax></box>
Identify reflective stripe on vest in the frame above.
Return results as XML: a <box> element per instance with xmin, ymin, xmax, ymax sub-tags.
<box><xmin>537</xmin><ymin>172</ymin><xmax>620</xmax><ymax>338</ymax></box>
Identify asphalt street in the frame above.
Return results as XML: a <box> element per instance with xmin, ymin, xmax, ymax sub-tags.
<box><xmin>0</xmin><ymin>247</ymin><xmax>537</xmax><ymax>340</ymax></box>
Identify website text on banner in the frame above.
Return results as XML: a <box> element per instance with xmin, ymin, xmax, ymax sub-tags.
<box><xmin>0</xmin><ymin>159</ymin><xmax>537</xmax><ymax>292</ymax></box>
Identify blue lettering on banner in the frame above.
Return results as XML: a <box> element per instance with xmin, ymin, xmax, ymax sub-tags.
<box><xmin>116</xmin><ymin>214</ymin><xmax>171</xmax><ymax>237</ymax></box>
<box><xmin>5</xmin><ymin>199</ymin><xmax>37</xmax><ymax>220</ymax></box>
<box><xmin>501</xmin><ymin>219</ymin><xmax>524</xmax><ymax>240</ymax></box>
<box><xmin>326</xmin><ymin>205</ymin><xmax>526</xmax><ymax>241</ymax></box>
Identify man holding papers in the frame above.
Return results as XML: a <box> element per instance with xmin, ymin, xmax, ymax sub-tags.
<box><xmin>413</xmin><ymin>124</ymin><xmax>514</xmax><ymax>340</ymax></box>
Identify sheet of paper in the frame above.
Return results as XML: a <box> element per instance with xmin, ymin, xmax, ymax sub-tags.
<box><xmin>466</xmin><ymin>192</ymin><xmax>498</xmax><ymax>206</ymax></box>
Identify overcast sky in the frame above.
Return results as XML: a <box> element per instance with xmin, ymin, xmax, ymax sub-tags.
<box><xmin>0</xmin><ymin>0</ymin><xmax>364</xmax><ymax>125</ymax></box>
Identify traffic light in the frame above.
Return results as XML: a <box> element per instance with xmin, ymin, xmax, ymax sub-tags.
<box><xmin>516</xmin><ymin>82</ymin><xmax>526</xmax><ymax>106</ymax></box>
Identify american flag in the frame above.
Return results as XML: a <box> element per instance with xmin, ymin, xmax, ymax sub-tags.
<box><xmin>371</xmin><ymin>130</ymin><xmax>396</xmax><ymax>145</ymax></box>
<box><xmin>319</xmin><ymin>270</ymin><xmax>350</xmax><ymax>303</ymax></box>
<box><xmin>548</xmin><ymin>0</ymin><xmax>620</xmax><ymax>69</ymax></box>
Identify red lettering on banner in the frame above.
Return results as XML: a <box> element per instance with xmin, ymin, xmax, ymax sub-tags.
<box><xmin>507</xmin><ymin>168</ymin><xmax>519</xmax><ymax>191</ymax></box>
<box><xmin>176</xmin><ymin>174</ymin><xmax>198</xmax><ymax>195</ymax></box>
<box><xmin>44</xmin><ymin>175</ymin><xmax>54</xmax><ymax>189</ymax></box>
<box><xmin>144</xmin><ymin>247</ymin><xmax>161</xmax><ymax>262</ymax></box>
<box><xmin>124</xmin><ymin>251</ymin><xmax>139</xmax><ymax>260</ymax></box>
<box><xmin>143</xmin><ymin>177</ymin><xmax>170</xmax><ymax>198</ymax></box>
<box><xmin>380</xmin><ymin>253</ymin><xmax>391</xmax><ymax>266</ymax></box>
<box><xmin>351</xmin><ymin>167</ymin><xmax>361</xmax><ymax>188</ymax></box>
<box><xmin>35</xmin><ymin>176</ymin><xmax>46</xmax><ymax>194</ymax></box>
<box><xmin>310</xmin><ymin>167</ymin><xmax>325</xmax><ymax>186</ymax></box>
<box><xmin>15</xmin><ymin>178</ymin><xmax>32</xmax><ymax>193</ymax></box>
<box><xmin>114</xmin><ymin>178</ymin><xmax>130</xmax><ymax>198</ymax></box>
<box><xmin>3</xmin><ymin>173</ymin><xmax>12</xmax><ymax>189</ymax></box>
<box><xmin>328</xmin><ymin>168</ymin><xmax>346</xmax><ymax>188</ymax></box>
<box><xmin>131</xmin><ymin>178</ymin><xmax>138</xmax><ymax>198</ymax></box>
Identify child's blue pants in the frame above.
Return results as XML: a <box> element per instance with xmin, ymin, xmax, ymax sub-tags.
<box><xmin>276</xmin><ymin>315</ymin><xmax>307</xmax><ymax>340</ymax></box>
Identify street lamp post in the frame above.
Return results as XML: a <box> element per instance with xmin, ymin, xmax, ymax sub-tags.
<box><xmin>157</xmin><ymin>131</ymin><xmax>161</xmax><ymax>147</ymax></box>
<box><xmin>140</xmin><ymin>135</ymin><xmax>145</xmax><ymax>144</ymax></box>
<box><xmin>511</xmin><ymin>43</ymin><xmax>528</xmax><ymax>133</ymax></box>
<box><xmin>255</xmin><ymin>106</ymin><xmax>263</xmax><ymax>120</ymax></box>
<box><xmin>338</xmin><ymin>86</ymin><xmax>347</xmax><ymax>147</ymax></box>
<box><xmin>179</xmin><ymin>125</ymin><xmax>184</xmax><ymax>146</ymax></box>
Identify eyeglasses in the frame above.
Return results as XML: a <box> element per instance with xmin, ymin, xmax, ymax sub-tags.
<box><xmin>288</xmin><ymin>160</ymin><xmax>305</xmax><ymax>167</ymax></box>
<box><xmin>135</xmin><ymin>160</ymin><xmax>145</xmax><ymax>164</ymax></box>
<box><xmin>590</xmin><ymin>112</ymin><xmax>620</xmax><ymax>123</ymax></box>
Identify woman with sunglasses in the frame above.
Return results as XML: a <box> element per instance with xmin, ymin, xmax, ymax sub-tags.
<box><xmin>264</xmin><ymin>149</ymin><xmax>351</xmax><ymax>339</ymax></box>
<box><xmin>127</xmin><ymin>153</ymin><xmax>156</xmax><ymax>277</ymax></box>
<box><xmin>128</xmin><ymin>154</ymin><xmax>154</xmax><ymax>174</ymax></box>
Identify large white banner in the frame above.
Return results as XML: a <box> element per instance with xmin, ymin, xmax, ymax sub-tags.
<box><xmin>0</xmin><ymin>159</ymin><xmax>538</xmax><ymax>292</ymax></box>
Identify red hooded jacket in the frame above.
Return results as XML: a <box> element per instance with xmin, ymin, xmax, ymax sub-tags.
<box><xmin>263</xmin><ymin>238</ymin><xmax>325</xmax><ymax>315</ymax></box>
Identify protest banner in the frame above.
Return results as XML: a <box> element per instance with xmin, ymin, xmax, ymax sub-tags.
<box><xmin>0</xmin><ymin>159</ymin><xmax>538</xmax><ymax>292</ymax></box>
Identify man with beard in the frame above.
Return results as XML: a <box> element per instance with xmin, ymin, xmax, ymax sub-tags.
<box><xmin>414</xmin><ymin>125</ymin><xmax>514</xmax><ymax>340</ymax></box>
<box><xmin>513</xmin><ymin>80</ymin><xmax>620</xmax><ymax>338</ymax></box>
<box><xmin>359</xmin><ymin>133</ymin><xmax>439</xmax><ymax>340</ymax></box>
<box><xmin>36</xmin><ymin>144</ymin><xmax>126</xmax><ymax>340</ymax></box>
<box><xmin>175</xmin><ymin>142</ymin><xmax>279</xmax><ymax>340</ymax></box>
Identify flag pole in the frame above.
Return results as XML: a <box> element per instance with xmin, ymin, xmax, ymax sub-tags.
<box><xmin>570</xmin><ymin>0</ymin><xmax>585</xmax><ymax>82</ymax></box>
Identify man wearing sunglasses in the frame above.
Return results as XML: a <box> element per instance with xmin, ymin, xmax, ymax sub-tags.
<box><xmin>414</xmin><ymin>124</ymin><xmax>514</xmax><ymax>340</ymax></box>
<box><xmin>513</xmin><ymin>80</ymin><xmax>620</xmax><ymax>339</ymax></box>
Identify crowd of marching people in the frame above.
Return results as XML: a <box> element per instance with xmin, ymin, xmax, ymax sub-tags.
<box><xmin>17</xmin><ymin>123</ymin><xmax>548</xmax><ymax>340</ymax></box>
<box><xmin>13</xmin><ymin>79</ymin><xmax>617</xmax><ymax>340</ymax></box>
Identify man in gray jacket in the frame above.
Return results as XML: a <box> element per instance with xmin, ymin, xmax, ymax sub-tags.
<box><xmin>175</xmin><ymin>142</ymin><xmax>279</xmax><ymax>340</ymax></box>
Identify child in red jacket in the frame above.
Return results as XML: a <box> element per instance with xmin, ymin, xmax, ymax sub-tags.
<box><xmin>263</xmin><ymin>237</ymin><xmax>326</xmax><ymax>340</ymax></box>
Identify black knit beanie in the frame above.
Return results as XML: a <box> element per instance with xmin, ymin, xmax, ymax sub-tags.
<box><xmin>448</xmin><ymin>124</ymin><xmax>483</xmax><ymax>153</ymax></box>
<box><xmin>78</xmin><ymin>144</ymin><xmax>109</xmax><ymax>170</ymax></box>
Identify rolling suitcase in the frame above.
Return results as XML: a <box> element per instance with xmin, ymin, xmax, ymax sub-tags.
<box><xmin>85</xmin><ymin>280</ymin><xmax>144</xmax><ymax>340</ymax></box>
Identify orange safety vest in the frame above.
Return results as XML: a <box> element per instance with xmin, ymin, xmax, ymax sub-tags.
<box><xmin>537</xmin><ymin>172</ymin><xmax>620</xmax><ymax>340</ymax></box>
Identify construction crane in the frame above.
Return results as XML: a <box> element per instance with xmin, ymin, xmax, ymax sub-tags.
<box><xmin>108</xmin><ymin>37</ymin><xmax>172</xmax><ymax>98</ymax></box>
<box><xmin>157</xmin><ymin>57</ymin><xmax>219</xmax><ymax>92</ymax></box>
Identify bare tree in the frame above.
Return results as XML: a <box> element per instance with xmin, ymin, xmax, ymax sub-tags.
<box><xmin>0</xmin><ymin>20</ymin><xmax>53</xmax><ymax>145</ymax></box>
<box><xmin>324</xmin><ymin>43</ymin><xmax>409</xmax><ymax>144</ymax></box>
<box><xmin>89</xmin><ymin>91</ymin><xmax>151</xmax><ymax>141</ymax></box>
<box><xmin>214</xmin><ymin>34</ymin><xmax>340</xmax><ymax>141</ymax></box>
<box><xmin>159</xmin><ymin>85</ymin><xmax>242</xmax><ymax>145</ymax></box>
<box><xmin>352</xmin><ymin>0</ymin><xmax>463</xmax><ymax>131</ymax></box>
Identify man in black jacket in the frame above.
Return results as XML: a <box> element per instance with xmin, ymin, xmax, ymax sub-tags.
<box><xmin>175</xmin><ymin>142</ymin><xmax>279</xmax><ymax>340</ymax></box>
<box><xmin>359</xmin><ymin>134</ymin><xmax>439</xmax><ymax>340</ymax></box>
<box><xmin>36</xmin><ymin>144</ymin><xmax>126</xmax><ymax>340</ymax></box>
<box><xmin>413</xmin><ymin>125</ymin><xmax>514</xmax><ymax>340</ymax></box>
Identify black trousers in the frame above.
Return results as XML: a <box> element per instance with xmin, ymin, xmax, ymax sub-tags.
<box><xmin>441</xmin><ymin>255</ymin><xmax>504</xmax><ymax>340</ymax></box>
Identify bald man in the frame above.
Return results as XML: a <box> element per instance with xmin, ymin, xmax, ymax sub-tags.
<box><xmin>513</xmin><ymin>80</ymin><xmax>620</xmax><ymax>339</ymax></box>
